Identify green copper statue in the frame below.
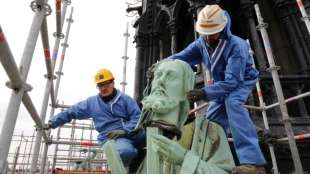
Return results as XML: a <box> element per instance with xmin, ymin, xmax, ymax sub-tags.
<box><xmin>104</xmin><ymin>59</ymin><xmax>235</xmax><ymax>174</ymax></box>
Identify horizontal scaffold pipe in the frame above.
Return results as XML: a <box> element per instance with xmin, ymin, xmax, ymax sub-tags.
<box><xmin>61</xmin><ymin>125</ymin><xmax>95</xmax><ymax>130</ymax></box>
<box><xmin>190</xmin><ymin>91</ymin><xmax>310</xmax><ymax>114</ymax></box>
<box><xmin>265</xmin><ymin>91</ymin><xmax>310</xmax><ymax>110</ymax></box>
<box><xmin>54</xmin><ymin>103</ymin><xmax>71</xmax><ymax>108</ymax></box>
<box><xmin>55</xmin><ymin>157</ymin><xmax>106</xmax><ymax>163</ymax></box>
<box><xmin>277</xmin><ymin>133</ymin><xmax>310</xmax><ymax>142</ymax></box>
<box><xmin>228</xmin><ymin>133</ymin><xmax>310</xmax><ymax>143</ymax></box>
<box><xmin>50</xmin><ymin>140</ymin><xmax>99</xmax><ymax>146</ymax></box>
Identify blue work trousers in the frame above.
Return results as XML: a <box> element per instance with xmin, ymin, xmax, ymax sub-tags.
<box><xmin>103</xmin><ymin>130</ymin><xmax>145</xmax><ymax>167</ymax></box>
<box><xmin>207</xmin><ymin>86</ymin><xmax>266</xmax><ymax>165</ymax></box>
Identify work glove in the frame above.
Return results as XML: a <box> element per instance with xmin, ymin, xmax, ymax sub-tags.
<box><xmin>151</xmin><ymin>134</ymin><xmax>187</xmax><ymax>164</ymax></box>
<box><xmin>187</xmin><ymin>89</ymin><xmax>206</xmax><ymax>102</ymax></box>
<box><xmin>146</xmin><ymin>64</ymin><xmax>156</xmax><ymax>80</ymax></box>
<box><xmin>107</xmin><ymin>129</ymin><xmax>127</xmax><ymax>139</ymax></box>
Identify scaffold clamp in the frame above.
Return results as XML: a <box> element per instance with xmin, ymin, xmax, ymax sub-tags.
<box><xmin>30</xmin><ymin>1</ymin><xmax>52</xmax><ymax>16</ymax></box>
<box><xmin>55</xmin><ymin>71</ymin><xmax>64</xmax><ymax>75</ymax></box>
<box><xmin>256</xmin><ymin>22</ymin><xmax>268</xmax><ymax>30</ymax></box>
<box><xmin>44</xmin><ymin>74</ymin><xmax>57</xmax><ymax>80</ymax></box>
<box><xmin>301</xmin><ymin>16</ymin><xmax>310</xmax><ymax>21</ymax></box>
<box><xmin>53</xmin><ymin>32</ymin><xmax>65</xmax><ymax>39</ymax></box>
<box><xmin>266</xmin><ymin>65</ymin><xmax>280</xmax><ymax>72</ymax></box>
<box><xmin>281</xmin><ymin>118</ymin><xmax>292</xmax><ymax>123</ymax></box>
<box><xmin>62</xmin><ymin>0</ymin><xmax>72</xmax><ymax>5</ymax></box>
<box><xmin>61</xmin><ymin>43</ymin><xmax>69</xmax><ymax>48</ymax></box>
<box><xmin>66</xmin><ymin>18</ymin><xmax>74</xmax><ymax>23</ymax></box>
<box><xmin>5</xmin><ymin>81</ymin><xmax>33</xmax><ymax>92</ymax></box>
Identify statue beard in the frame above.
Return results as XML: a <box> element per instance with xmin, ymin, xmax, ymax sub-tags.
<box><xmin>142</xmin><ymin>88</ymin><xmax>179</xmax><ymax>114</ymax></box>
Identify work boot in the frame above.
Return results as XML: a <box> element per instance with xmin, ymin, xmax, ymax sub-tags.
<box><xmin>232</xmin><ymin>165</ymin><xmax>266</xmax><ymax>174</ymax></box>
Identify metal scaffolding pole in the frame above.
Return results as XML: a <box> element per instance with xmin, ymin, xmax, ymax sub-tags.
<box><xmin>0</xmin><ymin>27</ymin><xmax>48</xmax><ymax>141</ymax></box>
<box><xmin>50</xmin><ymin>140</ymin><xmax>99</xmax><ymax>146</ymax></box>
<box><xmin>121</xmin><ymin>22</ymin><xmax>130</xmax><ymax>93</ymax></box>
<box><xmin>39</xmin><ymin>7</ymin><xmax>74</xmax><ymax>174</ymax></box>
<box><xmin>21</xmin><ymin>135</ymin><xmax>28</xmax><ymax>174</ymax></box>
<box><xmin>277</xmin><ymin>133</ymin><xmax>310</xmax><ymax>142</ymax></box>
<box><xmin>247</xmin><ymin>40</ymin><xmax>279</xmax><ymax>174</ymax></box>
<box><xmin>296</xmin><ymin>0</ymin><xmax>310</xmax><ymax>36</ymax></box>
<box><xmin>50</xmin><ymin>1</ymin><xmax>70</xmax><ymax>170</ymax></box>
<box><xmin>55</xmin><ymin>0</ymin><xmax>63</xmax><ymax>38</ymax></box>
<box><xmin>34</xmin><ymin>15</ymin><xmax>54</xmax><ymax>174</ymax></box>
<box><xmin>49</xmin><ymin>0</ymin><xmax>70</xmax><ymax>104</ymax></box>
<box><xmin>265</xmin><ymin>91</ymin><xmax>310</xmax><ymax>110</ymax></box>
<box><xmin>29</xmin><ymin>1</ymin><xmax>70</xmax><ymax>172</ymax></box>
<box><xmin>254</xmin><ymin>4</ymin><xmax>303</xmax><ymax>173</ymax></box>
<box><xmin>29</xmin><ymin>0</ymin><xmax>66</xmax><ymax>172</ymax></box>
<box><xmin>68</xmin><ymin>120</ymin><xmax>76</xmax><ymax>170</ymax></box>
<box><xmin>25</xmin><ymin>131</ymin><xmax>35</xmax><ymax>174</ymax></box>
<box><xmin>0</xmin><ymin>0</ymin><xmax>50</xmax><ymax>172</ymax></box>
<box><xmin>54</xmin><ymin>157</ymin><xmax>106</xmax><ymax>163</ymax></box>
<box><xmin>11</xmin><ymin>134</ymin><xmax>23</xmax><ymax>174</ymax></box>
<box><xmin>51</xmin><ymin>127</ymin><xmax>61</xmax><ymax>171</ymax></box>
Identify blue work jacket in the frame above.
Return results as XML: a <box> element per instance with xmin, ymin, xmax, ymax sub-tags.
<box><xmin>49</xmin><ymin>89</ymin><xmax>141</xmax><ymax>142</ymax></box>
<box><xmin>169</xmin><ymin>12</ymin><xmax>258</xmax><ymax>101</ymax></box>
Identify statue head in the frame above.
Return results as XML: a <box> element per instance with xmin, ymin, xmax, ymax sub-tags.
<box><xmin>142</xmin><ymin>59</ymin><xmax>195</xmax><ymax>128</ymax></box>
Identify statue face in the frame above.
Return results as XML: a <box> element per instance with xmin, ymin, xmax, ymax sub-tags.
<box><xmin>142</xmin><ymin>61</ymin><xmax>185</xmax><ymax>115</ymax></box>
<box><xmin>141</xmin><ymin>60</ymin><xmax>194</xmax><ymax>128</ymax></box>
<box><xmin>152</xmin><ymin>61</ymin><xmax>184</xmax><ymax>102</ymax></box>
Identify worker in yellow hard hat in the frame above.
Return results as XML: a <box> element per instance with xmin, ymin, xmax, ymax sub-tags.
<box><xmin>150</xmin><ymin>4</ymin><xmax>266</xmax><ymax>174</ymax></box>
<box><xmin>47</xmin><ymin>68</ymin><xmax>145</xmax><ymax>168</ymax></box>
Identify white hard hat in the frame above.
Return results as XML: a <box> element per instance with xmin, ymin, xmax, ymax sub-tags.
<box><xmin>195</xmin><ymin>5</ymin><xmax>228</xmax><ymax>35</ymax></box>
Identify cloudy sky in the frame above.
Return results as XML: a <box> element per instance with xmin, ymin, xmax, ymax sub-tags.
<box><xmin>0</xmin><ymin>0</ymin><xmax>139</xmax><ymax>154</ymax></box>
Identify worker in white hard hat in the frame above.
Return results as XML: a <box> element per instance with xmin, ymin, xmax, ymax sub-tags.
<box><xmin>161</xmin><ymin>4</ymin><xmax>266</xmax><ymax>174</ymax></box>
<box><xmin>47</xmin><ymin>68</ymin><xmax>145</xmax><ymax>168</ymax></box>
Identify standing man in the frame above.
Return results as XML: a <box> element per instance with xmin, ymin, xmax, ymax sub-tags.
<box><xmin>47</xmin><ymin>68</ymin><xmax>145</xmax><ymax>167</ymax></box>
<box><xmin>168</xmin><ymin>4</ymin><xmax>266</xmax><ymax>174</ymax></box>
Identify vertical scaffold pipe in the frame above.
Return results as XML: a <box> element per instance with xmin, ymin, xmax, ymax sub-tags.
<box><xmin>21</xmin><ymin>136</ymin><xmax>29</xmax><ymax>174</ymax></box>
<box><xmin>67</xmin><ymin>120</ymin><xmax>76</xmax><ymax>170</ymax></box>
<box><xmin>51</xmin><ymin>127</ymin><xmax>61</xmax><ymax>171</ymax></box>
<box><xmin>169</xmin><ymin>19</ymin><xmax>177</xmax><ymax>54</ymax></box>
<box><xmin>39</xmin><ymin>7</ymin><xmax>74</xmax><ymax>174</ymax></box>
<box><xmin>296</xmin><ymin>0</ymin><xmax>310</xmax><ymax>36</ymax></box>
<box><xmin>121</xmin><ymin>22</ymin><xmax>130</xmax><ymax>93</ymax></box>
<box><xmin>0</xmin><ymin>0</ymin><xmax>50</xmax><ymax>172</ymax></box>
<box><xmin>55</xmin><ymin>0</ymin><xmax>62</xmax><ymax>37</ymax></box>
<box><xmin>29</xmin><ymin>2</ymin><xmax>70</xmax><ymax>174</ymax></box>
<box><xmin>12</xmin><ymin>134</ymin><xmax>23</xmax><ymax>174</ymax></box>
<box><xmin>254</xmin><ymin>4</ymin><xmax>303</xmax><ymax>173</ymax></box>
<box><xmin>49</xmin><ymin>2</ymin><xmax>70</xmax><ymax>170</ymax></box>
<box><xmin>25</xmin><ymin>131</ymin><xmax>35</xmax><ymax>174</ymax></box>
<box><xmin>247</xmin><ymin>40</ymin><xmax>279</xmax><ymax>174</ymax></box>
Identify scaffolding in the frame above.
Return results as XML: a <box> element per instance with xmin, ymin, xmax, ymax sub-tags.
<box><xmin>5</xmin><ymin>121</ymin><xmax>106</xmax><ymax>174</ymax></box>
<box><xmin>1</xmin><ymin>0</ymin><xmax>310</xmax><ymax>174</ymax></box>
<box><xmin>0</xmin><ymin>0</ymin><xmax>108</xmax><ymax>173</ymax></box>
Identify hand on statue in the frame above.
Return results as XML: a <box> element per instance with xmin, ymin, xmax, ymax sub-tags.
<box><xmin>146</xmin><ymin>64</ymin><xmax>156</xmax><ymax>80</ymax></box>
<box><xmin>107</xmin><ymin>129</ymin><xmax>127</xmax><ymax>139</ymax></box>
<box><xmin>187</xmin><ymin>89</ymin><xmax>205</xmax><ymax>102</ymax></box>
<box><xmin>151</xmin><ymin>134</ymin><xmax>187</xmax><ymax>164</ymax></box>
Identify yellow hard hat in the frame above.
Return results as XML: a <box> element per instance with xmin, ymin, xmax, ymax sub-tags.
<box><xmin>195</xmin><ymin>5</ymin><xmax>227</xmax><ymax>35</ymax></box>
<box><xmin>94</xmin><ymin>68</ymin><xmax>114</xmax><ymax>84</ymax></box>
